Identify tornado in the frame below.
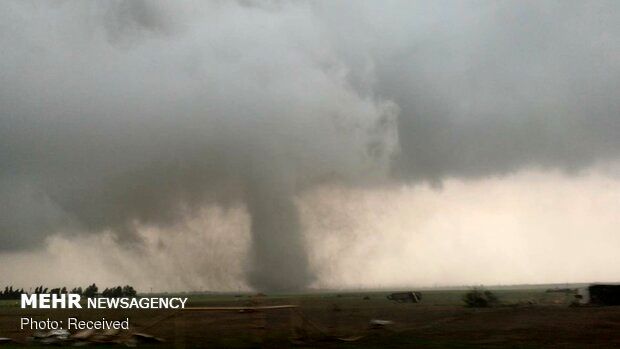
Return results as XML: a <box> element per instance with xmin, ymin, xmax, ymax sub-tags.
<box><xmin>245</xmin><ymin>181</ymin><xmax>313</xmax><ymax>291</ymax></box>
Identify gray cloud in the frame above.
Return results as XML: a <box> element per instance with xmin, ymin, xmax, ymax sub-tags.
<box><xmin>1</xmin><ymin>0</ymin><xmax>619</xmax><ymax>290</ymax></box>
<box><xmin>0</xmin><ymin>0</ymin><xmax>396</xmax><ymax>291</ymax></box>
<box><xmin>315</xmin><ymin>0</ymin><xmax>620</xmax><ymax>181</ymax></box>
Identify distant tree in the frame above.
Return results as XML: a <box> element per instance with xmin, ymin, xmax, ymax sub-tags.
<box><xmin>0</xmin><ymin>285</ymin><xmax>24</xmax><ymax>300</ymax></box>
<box><xmin>99</xmin><ymin>285</ymin><xmax>137</xmax><ymax>298</ymax></box>
<box><xmin>83</xmin><ymin>283</ymin><xmax>98</xmax><ymax>298</ymax></box>
<box><xmin>122</xmin><ymin>285</ymin><xmax>137</xmax><ymax>297</ymax></box>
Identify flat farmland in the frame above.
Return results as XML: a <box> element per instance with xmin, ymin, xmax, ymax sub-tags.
<box><xmin>1</xmin><ymin>289</ymin><xmax>619</xmax><ymax>348</ymax></box>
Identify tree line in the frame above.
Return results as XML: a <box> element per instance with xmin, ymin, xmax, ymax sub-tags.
<box><xmin>0</xmin><ymin>284</ymin><xmax>137</xmax><ymax>300</ymax></box>
<box><xmin>0</xmin><ymin>286</ymin><xmax>24</xmax><ymax>300</ymax></box>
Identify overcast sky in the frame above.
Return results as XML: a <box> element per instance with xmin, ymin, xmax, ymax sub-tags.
<box><xmin>1</xmin><ymin>0</ymin><xmax>619</xmax><ymax>291</ymax></box>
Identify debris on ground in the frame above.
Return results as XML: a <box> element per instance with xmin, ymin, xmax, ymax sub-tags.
<box><xmin>0</xmin><ymin>337</ymin><xmax>15</xmax><ymax>345</ymax></box>
<box><xmin>32</xmin><ymin>329</ymin><xmax>71</xmax><ymax>345</ymax></box>
<box><xmin>71</xmin><ymin>328</ymin><xmax>95</xmax><ymax>340</ymax></box>
<box><xmin>29</xmin><ymin>328</ymin><xmax>163</xmax><ymax>346</ymax></box>
<box><xmin>132</xmin><ymin>332</ymin><xmax>165</xmax><ymax>344</ymax></box>
<box><xmin>387</xmin><ymin>291</ymin><xmax>422</xmax><ymax>303</ymax></box>
<box><xmin>337</xmin><ymin>335</ymin><xmax>365</xmax><ymax>342</ymax></box>
<box><xmin>369</xmin><ymin>319</ymin><xmax>394</xmax><ymax>329</ymax></box>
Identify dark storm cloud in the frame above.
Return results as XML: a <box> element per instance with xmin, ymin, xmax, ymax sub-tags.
<box><xmin>315</xmin><ymin>0</ymin><xmax>620</xmax><ymax>181</ymax></box>
<box><xmin>0</xmin><ymin>0</ymin><xmax>397</xmax><ymax>291</ymax></box>
<box><xmin>1</xmin><ymin>0</ymin><xmax>619</xmax><ymax>290</ymax></box>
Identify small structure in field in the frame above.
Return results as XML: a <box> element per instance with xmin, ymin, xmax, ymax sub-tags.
<box><xmin>577</xmin><ymin>284</ymin><xmax>620</xmax><ymax>305</ymax></box>
<box><xmin>462</xmin><ymin>288</ymin><xmax>498</xmax><ymax>308</ymax></box>
<box><xmin>386</xmin><ymin>291</ymin><xmax>421</xmax><ymax>303</ymax></box>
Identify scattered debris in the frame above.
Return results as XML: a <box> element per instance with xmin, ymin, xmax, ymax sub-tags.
<box><xmin>72</xmin><ymin>328</ymin><xmax>95</xmax><ymax>340</ymax></box>
<box><xmin>0</xmin><ymin>337</ymin><xmax>14</xmax><ymax>345</ymax></box>
<box><xmin>31</xmin><ymin>329</ymin><xmax>71</xmax><ymax>345</ymax></box>
<box><xmin>132</xmin><ymin>332</ymin><xmax>164</xmax><ymax>344</ymax></box>
<box><xmin>30</xmin><ymin>328</ymin><xmax>163</xmax><ymax>346</ymax></box>
<box><xmin>387</xmin><ymin>291</ymin><xmax>421</xmax><ymax>303</ymax></box>
<box><xmin>337</xmin><ymin>335</ymin><xmax>365</xmax><ymax>342</ymax></box>
<box><xmin>103</xmin><ymin>328</ymin><xmax>120</xmax><ymax>337</ymax></box>
<box><xmin>369</xmin><ymin>319</ymin><xmax>394</xmax><ymax>329</ymax></box>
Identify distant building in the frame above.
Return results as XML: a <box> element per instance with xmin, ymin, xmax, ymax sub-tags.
<box><xmin>576</xmin><ymin>284</ymin><xmax>620</xmax><ymax>305</ymax></box>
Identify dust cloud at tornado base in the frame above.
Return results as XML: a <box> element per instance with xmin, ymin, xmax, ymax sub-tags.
<box><xmin>1</xmin><ymin>169</ymin><xmax>619</xmax><ymax>292</ymax></box>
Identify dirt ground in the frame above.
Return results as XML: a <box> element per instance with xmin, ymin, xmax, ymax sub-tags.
<box><xmin>1</xmin><ymin>290</ymin><xmax>620</xmax><ymax>348</ymax></box>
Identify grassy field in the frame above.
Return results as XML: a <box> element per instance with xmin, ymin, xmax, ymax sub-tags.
<box><xmin>0</xmin><ymin>287</ymin><xmax>619</xmax><ymax>348</ymax></box>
